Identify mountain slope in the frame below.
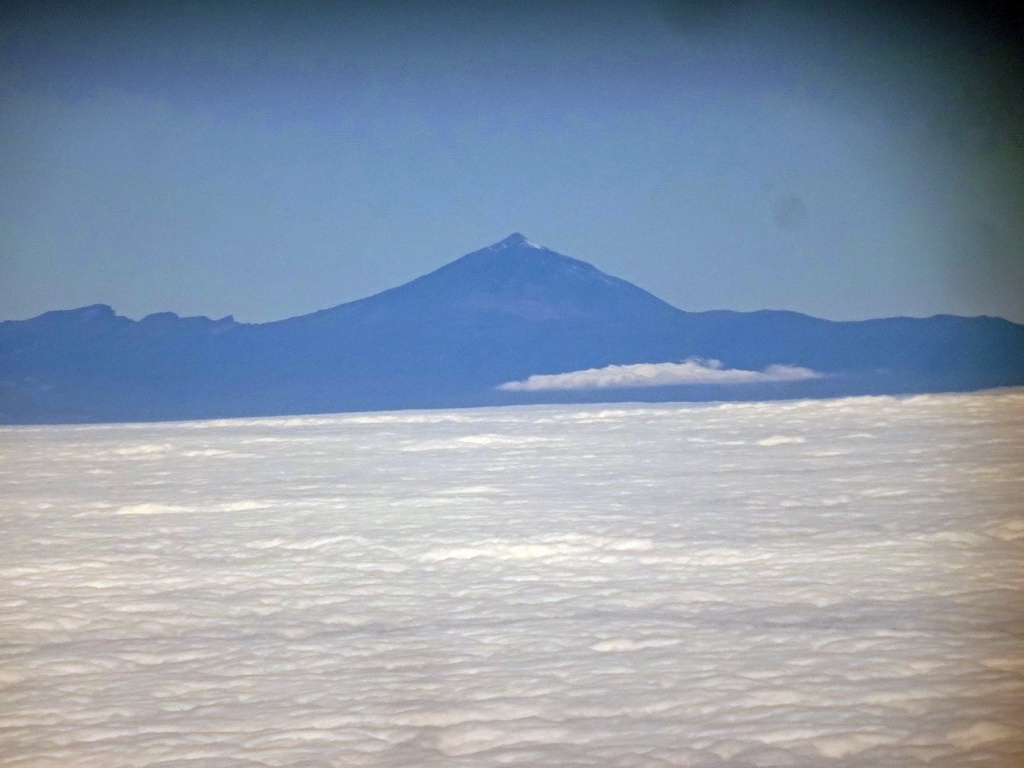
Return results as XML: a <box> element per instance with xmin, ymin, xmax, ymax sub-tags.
<box><xmin>2</xmin><ymin>234</ymin><xmax>1023</xmax><ymax>423</ymax></box>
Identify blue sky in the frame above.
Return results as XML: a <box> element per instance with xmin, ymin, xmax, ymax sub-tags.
<box><xmin>2</xmin><ymin>0</ymin><xmax>1022</xmax><ymax>323</ymax></box>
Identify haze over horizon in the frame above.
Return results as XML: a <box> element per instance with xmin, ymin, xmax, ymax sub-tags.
<box><xmin>2</xmin><ymin>0</ymin><xmax>1023</xmax><ymax>324</ymax></box>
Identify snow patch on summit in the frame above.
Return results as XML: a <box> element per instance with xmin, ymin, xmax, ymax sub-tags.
<box><xmin>491</xmin><ymin>232</ymin><xmax>542</xmax><ymax>250</ymax></box>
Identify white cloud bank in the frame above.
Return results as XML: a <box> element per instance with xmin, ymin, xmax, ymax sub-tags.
<box><xmin>498</xmin><ymin>357</ymin><xmax>822</xmax><ymax>391</ymax></box>
<box><xmin>2</xmin><ymin>389</ymin><xmax>1023</xmax><ymax>766</ymax></box>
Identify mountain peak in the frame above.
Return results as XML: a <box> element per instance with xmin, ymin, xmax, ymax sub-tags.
<box><xmin>490</xmin><ymin>232</ymin><xmax>541</xmax><ymax>250</ymax></box>
<box><xmin>342</xmin><ymin>231</ymin><xmax>680</xmax><ymax>326</ymax></box>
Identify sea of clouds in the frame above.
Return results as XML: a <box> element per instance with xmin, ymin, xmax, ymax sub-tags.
<box><xmin>1</xmin><ymin>389</ymin><xmax>1022</xmax><ymax>767</ymax></box>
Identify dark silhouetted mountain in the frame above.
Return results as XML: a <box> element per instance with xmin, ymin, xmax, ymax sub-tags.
<box><xmin>2</xmin><ymin>233</ymin><xmax>1023</xmax><ymax>423</ymax></box>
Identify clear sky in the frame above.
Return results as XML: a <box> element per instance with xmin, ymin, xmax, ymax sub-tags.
<box><xmin>2</xmin><ymin>0</ymin><xmax>1022</xmax><ymax>323</ymax></box>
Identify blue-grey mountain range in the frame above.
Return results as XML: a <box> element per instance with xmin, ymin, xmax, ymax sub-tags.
<box><xmin>2</xmin><ymin>234</ymin><xmax>1023</xmax><ymax>423</ymax></box>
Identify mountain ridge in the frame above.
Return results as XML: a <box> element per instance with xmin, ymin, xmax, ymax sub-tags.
<box><xmin>2</xmin><ymin>234</ymin><xmax>1023</xmax><ymax>423</ymax></box>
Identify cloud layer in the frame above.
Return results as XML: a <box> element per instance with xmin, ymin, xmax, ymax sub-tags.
<box><xmin>498</xmin><ymin>357</ymin><xmax>822</xmax><ymax>391</ymax></box>
<box><xmin>1</xmin><ymin>390</ymin><xmax>1022</xmax><ymax>766</ymax></box>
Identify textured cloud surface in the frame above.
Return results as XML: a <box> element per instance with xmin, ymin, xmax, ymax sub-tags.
<box><xmin>1</xmin><ymin>390</ymin><xmax>1023</xmax><ymax>766</ymax></box>
<box><xmin>497</xmin><ymin>357</ymin><xmax>822</xmax><ymax>390</ymax></box>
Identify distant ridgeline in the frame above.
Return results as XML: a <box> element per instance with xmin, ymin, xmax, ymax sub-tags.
<box><xmin>2</xmin><ymin>234</ymin><xmax>1023</xmax><ymax>424</ymax></box>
